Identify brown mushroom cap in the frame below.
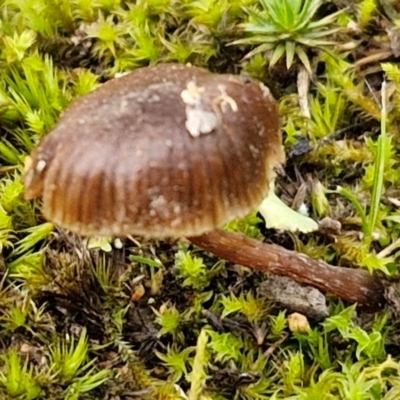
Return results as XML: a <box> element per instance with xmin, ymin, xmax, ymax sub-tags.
<box><xmin>23</xmin><ymin>63</ymin><xmax>284</xmax><ymax>238</ymax></box>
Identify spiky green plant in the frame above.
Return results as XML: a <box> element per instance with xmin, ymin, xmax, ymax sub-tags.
<box><xmin>357</xmin><ymin>0</ymin><xmax>378</xmax><ymax>29</ymax></box>
<box><xmin>0</xmin><ymin>349</ymin><xmax>41</xmax><ymax>399</ymax></box>
<box><xmin>233</xmin><ymin>0</ymin><xmax>343</xmax><ymax>73</ymax></box>
<box><xmin>153</xmin><ymin>303</ymin><xmax>182</xmax><ymax>338</ymax></box>
<box><xmin>219</xmin><ymin>291</ymin><xmax>268</xmax><ymax>322</ymax></box>
<box><xmin>156</xmin><ymin>346</ymin><xmax>194</xmax><ymax>381</ymax></box>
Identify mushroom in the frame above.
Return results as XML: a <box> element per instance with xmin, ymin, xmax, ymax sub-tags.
<box><xmin>23</xmin><ymin>63</ymin><xmax>384</xmax><ymax>311</ymax></box>
<box><xmin>24</xmin><ymin>63</ymin><xmax>284</xmax><ymax>238</ymax></box>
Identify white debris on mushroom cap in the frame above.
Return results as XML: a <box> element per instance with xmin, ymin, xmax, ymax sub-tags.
<box><xmin>180</xmin><ymin>81</ymin><xmax>218</xmax><ymax>137</ymax></box>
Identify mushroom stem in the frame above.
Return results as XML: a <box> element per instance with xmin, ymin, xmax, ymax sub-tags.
<box><xmin>188</xmin><ymin>229</ymin><xmax>385</xmax><ymax>311</ymax></box>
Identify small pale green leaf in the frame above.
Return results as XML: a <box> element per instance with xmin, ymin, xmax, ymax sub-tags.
<box><xmin>296</xmin><ymin>46</ymin><xmax>312</xmax><ymax>74</ymax></box>
<box><xmin>129</xmin><ymin>254</ymin><xmax>163</xmax><ymax>268</ymax></box>
<box><xmin>269</xmin><ymin>43</ymin><xmax>286</xmax><ymax>67</ymax></box>
<box><xmin>87</xmin><ymin>236</ymin><xmax>112</xmax><ymax>252</ymax></box>
<box><xmin>258</xmin><ymin>184</ymin><xmax>318</xmax><ymax>233</ymax></box>
<box><xmin>285</xmin><ymin>41</ymin><xmax>296</xmax><ymax>69</ymax></box>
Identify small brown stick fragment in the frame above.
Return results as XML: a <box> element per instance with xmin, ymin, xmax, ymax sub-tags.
<box><xmin>355</xmin><ymin>51</ymin><xmax>393</xmax><ymax>68</ymax></box>
<box><xmin>189</xmin><ymin>229</ymin><xmax>385</xmax><ymax>312</ymax></box>
<box><xmin>263</xmin><ymin>333</ymin><xmax>289</xmax><ymax>358</ymax></box>
<box><xmin>297</xmin><ymin>66</ymin><xmax>311</xmax><ymax>119</ymax></box>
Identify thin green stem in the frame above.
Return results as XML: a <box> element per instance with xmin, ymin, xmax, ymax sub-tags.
<box><xmin>367</xmin><ymin>80</ymin><xmax>389</xmax><ymax>240</ymax></box>
<box><xmin>336</xmin><ymin>187</ymin><xmax>369</xmax><ymax>235</ymax></box>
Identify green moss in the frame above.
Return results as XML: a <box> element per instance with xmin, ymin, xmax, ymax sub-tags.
<box><xmin>1</xmin><ymin>0</ymin><xmax>400</xmax><ymax>398</ymax></box>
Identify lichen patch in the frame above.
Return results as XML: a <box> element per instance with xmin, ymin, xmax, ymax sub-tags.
<box><xmin>215</xmin><ymin>84</ymin><xmax>238</xmax><ymax>113</ymax></box>
<box><xmin>184</xmin><ymin>107</ymin><xmax>218</xmax><ymax>137</ymax></box>
<box><xmin>180</xmin><ymin>81</ymin><xmax>218</xmax><ymax>137</ymax></box>
<box><xmin>180</xmin><ymin>81</ymin><xmax>205</xmax><ymax>105</ymax></box>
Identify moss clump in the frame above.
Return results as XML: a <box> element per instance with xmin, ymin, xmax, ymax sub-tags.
<box><xmin>1</xmin><ymin>0</ymin><xmax>400</xmax><ymax>398</ymax></box>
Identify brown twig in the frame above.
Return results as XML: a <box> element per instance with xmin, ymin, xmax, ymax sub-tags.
<box><xmin>355</xmin><ymin>51</ymin><xmax>392</xmax><ymax>68</ymax></box>
<box><xmin>189</xmin><ymin>229</ymin><xmax>385</xmax><ymax>312</ymax></box>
